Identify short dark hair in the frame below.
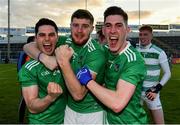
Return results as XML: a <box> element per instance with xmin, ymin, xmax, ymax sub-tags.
<box><xmin>71</xmin><ymin>9</ymin><xmax>94</xmax><ymax>24</ymax></box>
<box><xmin>35</xmin><ymin>18</ymin><xmax>58</xmax><ymax>35</ymax></box>
<box><xmin>27</xmin><ymin>36</ymin><xmax>35</xmax><ymax>43</ymax></box>
<box><xmin>139</xmin><ymin>25</ymin><xmax>153</xmax><ymax>33</ymax></box>
<box><xmin>97</xmin><ymin>29</ymin><xmax>103</xmax><ymax>36</ymax></box>
<box><xmin>104</xmin><ymin>6</ymin><xmax>128</xmax><ymax>25</ymax></box>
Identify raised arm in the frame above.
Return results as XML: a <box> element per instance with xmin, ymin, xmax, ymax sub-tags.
<box><xmin>22</xmin><ymin>82</ymin><xmax>62</xmax><ymax>114</ymax></box>
<box><xmin>23</xmin><ymin>42</ymin><xmax>40</xmax><ymax>60</ymax></box>
<box><xmin>55</xmin><ymin>45</ymin><xmax>88</xmax><ymax>101</ymax></box>
<box><xmin>76</xmin><ymin>68</ymin><xmax>136</xmax><ymax>113</ymax></box>
<box><xmin>87</xmin><ymin>79</ymin><xmax>135</xmax><ymax>113</ymax></box>
<box><xmin>23</xmin><ymin>42</ymin><xmax>58</xmax><ymax>70</ymax></box>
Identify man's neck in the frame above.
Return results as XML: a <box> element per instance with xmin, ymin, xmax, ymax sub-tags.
<box><xmin>141</xmin><ymin>43</ymin><xmax>152</xmax><ymax>49</ymax></box>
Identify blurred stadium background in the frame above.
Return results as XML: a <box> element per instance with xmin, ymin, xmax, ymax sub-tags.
<box><xmin>0</xmin><ymin>23</ymin><xmax>180</xmax><ymax>124</ymax></box>
<box><xmin>0</xmin><ymin>0</ymin><xmax>179</xmax><ymax>123</ymax></box>
<box><xmin>0</xmin><ymin>23</ymin><xmax>180</xmax><ymax>64</ymax></box>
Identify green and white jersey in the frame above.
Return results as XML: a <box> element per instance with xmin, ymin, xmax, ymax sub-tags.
<box><xmin>137</xmin><ymin>43</ymin><xmax>168</xmax><ymax>88</ymax></box>
<box><xmin>104</xmin><ymin>42</ymin><xmax>148</xmax><ymax>124</ymax></box>
<box><xmin>18</xmin><ymin>59</ymin><xmax>67</xmax><ymax>124</ymax></box>
<box><xmin>57</xmin><ymin>36</ymin><xmax>106</xmax><ymax>113</ymax></box>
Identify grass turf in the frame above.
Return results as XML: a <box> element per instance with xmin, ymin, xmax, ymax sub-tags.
<box><xmin>0</xmin><ymin>64</ymin><xmax>179</xmax><ymax>123</ymax></box>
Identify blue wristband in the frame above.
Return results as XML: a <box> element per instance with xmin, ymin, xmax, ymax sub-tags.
<box><xmin>76</xmin><ymin>66</ymin><xmax>92</xmax><ymax>85</ymax></box>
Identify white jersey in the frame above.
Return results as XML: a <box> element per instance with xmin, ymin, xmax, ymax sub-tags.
<box><xmin>137</xmin><ymin>43</ymin><xmax>168</xmax><ymax>87</ymax></box>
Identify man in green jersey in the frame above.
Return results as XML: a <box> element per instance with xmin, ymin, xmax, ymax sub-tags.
<box><xmin>76</xmin><ymin>6</ymin><xmax>148</xmax><ymax>124</ymax></box>
<box><xmin>18</xmin><ymin>18</ymin><xmax>67</xmax><ymax>124</ymax></box>
<box><xmin>23</xmin><ymin>9</ymin><xmax>106</xmax><ymax>124</ymax></box>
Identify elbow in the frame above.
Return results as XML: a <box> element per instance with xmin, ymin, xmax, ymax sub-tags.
<box><xmin>168</xmin><ymin>73</ymin><xmax>171</xmax><ymax>80</ymax></box>
<box><xmin>166</xmin><ymin>70</ymin><xmax>171</xmax><ymax>80</ymax></box>
<box><xmin>29</xmin><ymin>110</ymin><xmax>37</xmax><ymax>114</ymax></box>
<box><xmin>72</xmin><ymin>93</ymin><xmax>85</xmax><ymax>101</ymax></box>
<box><xmin>111</xmin><ymin>103</ymin><xmax>124</xmax><ymax>113</ymax></box>
<box><xmin>71</xmin><ymin>88</ymin><xmax>87</xmax><ymax>101</ymax></box>
<box><xmin>26</xmin><ymin>100</ymin><xmax>41</xmax><ymax>114</ymax></box>
<box><xmin>23</xmin><ymin>44</ymin><xmax>27</xmax><ymax>52</ymax></box>
<box><xmin>27</xmin><ymin>107</ymin><xmax>39</xmax><ymax>114</ymax></box>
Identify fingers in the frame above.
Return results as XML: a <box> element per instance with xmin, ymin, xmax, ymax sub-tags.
<box><xmin>146</xmin><ymin>92</ymin><xmax>157</xmax><ymax>101</ymax></box>
<box><xmin>55</xmin><ymin>45</ymin><xmax>70</xmax><ymax>53</ymax></box>
<box><xmin>47</xmin><ymin>82</ymin><xmax>63</xmax><ymax>97</ymax></box>
<box><xmin>69</xmin><ymin>46</ymin><xmax>74</xmax><ymax>54</ymax></box>
<box><xmin>55</xmin><ymin>45</ymin><xmax>74</xmax><ymax>62</ymax></box>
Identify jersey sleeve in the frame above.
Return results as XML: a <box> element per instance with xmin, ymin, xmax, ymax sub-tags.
<box><xmin>159</xmin><ymin>51</ymin><xmax>168</xmax><ymax>64</ymax></box>
<box><xmin>56</xmin><ymin>36</ymin><xmax>67</xmax><ymax>47</ymax></box>
<box><xmin>120</xmin><ymin>59</ymin><xmax>147</xmax><ymax>86</ymax></box>
<box><xmin>18</xmin><ymin>61</ymin><xmax>38</xmax><ymax>87</ymax></box>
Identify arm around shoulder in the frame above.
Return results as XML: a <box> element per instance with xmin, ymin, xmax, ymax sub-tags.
<box><xmin>23</xmin><ymin>42</ymin><xmax>40</xmax><ymax>60</ymax></box>
<box><xmin>86</xmin><ymin>79</ymin><xmax>136</xmax><ymax>113</ymax></box>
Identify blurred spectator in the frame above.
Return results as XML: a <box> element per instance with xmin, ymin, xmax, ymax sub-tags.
<box><xmin>96</xmin><ymin>29</ymin><xmax>106</xmax><ymax>44</ymax></box>
<box><xmin>4</xmin><ymin>56</ymin><xmax>9</xmax><ymax>64</ymax></box>
<box><xmin>137</xmin><ymin>25</ymin><xmax>171</xmax><ymax>124</ymax></box>
<box><xmin>17</xmin><ymin>36</ymin><xmax>35</xmax><ymax>72</ymax></box>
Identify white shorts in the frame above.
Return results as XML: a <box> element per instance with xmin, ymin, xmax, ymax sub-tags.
<box><xmin>64</xmin><ymin>105</ymin><xmax>105</xmax><ymax>124</ymax></box>
<box><xmin>141</xmin><ymin>90</ymin><xmax>162</xmax><ymax>110</ymax></box>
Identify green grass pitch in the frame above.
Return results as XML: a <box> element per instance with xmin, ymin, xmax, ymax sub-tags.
<box><xmin>0</xmin><ymin>64</ymin><xmax>179</xmax><ymax>123</ymax></box>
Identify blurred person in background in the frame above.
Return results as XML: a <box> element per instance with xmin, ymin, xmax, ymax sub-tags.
<box><xmin>137</xmin><ymin>25</ymin><xmax>171</xmax><ymax>124</ymax></box>
<box><xmin>17</xmin><ymin>36</ymin><xmax>35</xmax><ymax>72</ymax></box>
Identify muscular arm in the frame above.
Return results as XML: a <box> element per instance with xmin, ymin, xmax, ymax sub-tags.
<box><xmin>86</xmin><ymin>79</ymin><xmax>136</xmax><ymax>113</ymax></box>
<box><xmin>55</xmin><ymin>45</ymin><xmax>89</xmax><ymax>100</ymax></box>
<box><xmin>23</xmin><ymin>42</ymin><xmax>40</xmax><ymax>60</ymax></box>
<box><xmin>22</xmin><ymin>82</ymin><xmax>62</xmax><ymax>114</ymax></box>
<box><xmin>59</xmin><ymin>60</ymin><xmax>89</xmax><ymax>101</ymax></box>
<box><xmin>23</xmin><ymin>42</ymin><xmax>58</xmax><ymax>70</ymax></box>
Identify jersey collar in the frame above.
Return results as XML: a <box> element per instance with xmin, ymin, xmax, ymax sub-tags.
<box><xmin>140</xmin><ymin>43</ymin><xmax>152</xmax><ymax>49</ymax></box>
<box><xmin>83</xmin><ymin>37</ymin><xmax>92</xmax><ymax>48</ymax></box>
<box><xmin>118</xmin><ymin>41</ymin><xmax>131</xmax><ymax>55</ymax></box>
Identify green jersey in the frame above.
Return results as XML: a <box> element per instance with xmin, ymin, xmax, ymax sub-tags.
<box><xmin>18</xmin><ymin>59</ymin><xmax>67</xmax><ymax>124</ymax></box>
<box><xmin>104</xmin><ymin>42</ymin><xmax>148</xmax><ymax>124</ymax></box>
<box><xmin>57</xmin><ymin>36</ymin><xmax>106</xmax><ymax>113</ymax></box>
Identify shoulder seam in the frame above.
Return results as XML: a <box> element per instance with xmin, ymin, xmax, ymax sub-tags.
<box><xmin>87</xmin><ymin>40</ymin><xmax>96</xmax><ymax>52</ymax></box>
<box><xmin>151</xmin><ymin>44</ymin><xmax>163</xmax><ymax>53</ymax></box>
<box><xmin>25</xmin><ymin>60</ymin><xmax>40</xmax><ymax>71</ymax></box>
<box><xmin>124</xmin><ymin>48</ymin><xmax>137</xmax><ymax>62</ymax></box>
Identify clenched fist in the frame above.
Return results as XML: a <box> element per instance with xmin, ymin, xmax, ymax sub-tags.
<box><xmin>55</xmin><ymin>45</ymin><xmax>74</xmax><ymax>67</ymax></box>
<box><xmin>47</xmin><ymin>82</ymin><xmax>63</xmax><ymax>102</ymax></box>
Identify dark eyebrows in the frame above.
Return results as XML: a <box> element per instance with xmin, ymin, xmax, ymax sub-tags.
<box><xmin>38</xmin><ymin>32</ymin><xmax>56</xmax><ymax>36</ymax></box>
